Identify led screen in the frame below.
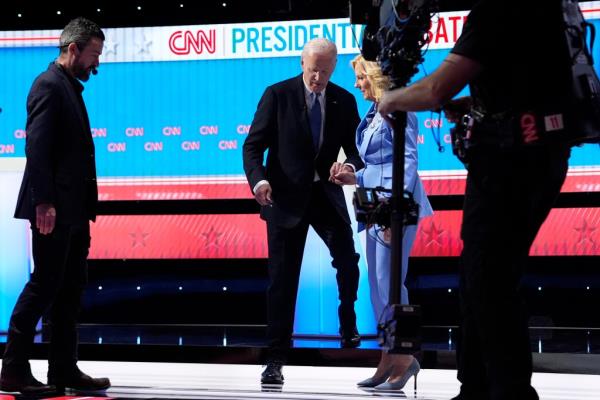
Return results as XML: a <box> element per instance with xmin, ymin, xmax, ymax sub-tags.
<box><xmin>1</xmin><ymin>6</ymin><xmax>598</xmax><ymax>201</ymax></box>
<box><xmin>88</xmin><ymin>207</ymin><xmax>600</xmax><ymax>259</ymax></box>
<box><xmin>0</xmin><ymin>5</ymin><xmax>599</xmax><ymax>260</ymax></box>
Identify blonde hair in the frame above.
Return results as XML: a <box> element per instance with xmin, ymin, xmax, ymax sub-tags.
<box><xmin>350</xmin><ymin>54</ymin><xmax>390</xmax><ymax>102</ymax></box>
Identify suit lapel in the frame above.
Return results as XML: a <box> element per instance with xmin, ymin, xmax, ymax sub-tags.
<box><xmin>358</xmin><ymin>104</ymin><xmax>380</xmax><ymax>158</ymax></box>
<box><xmin>52</xmin><ymin>65</ymin><xmax>91</xmax><ymax>144</ymax></box>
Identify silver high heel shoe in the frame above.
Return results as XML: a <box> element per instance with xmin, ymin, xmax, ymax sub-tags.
<box><xmin>373</xmin><ymin>358</ymin><xmax>420</xmax><ymax>391</ymax></box>
<box><xmin>356</xmin><ymin>368</ymin><xmax>392</xmax><ymax>387</ymax></box>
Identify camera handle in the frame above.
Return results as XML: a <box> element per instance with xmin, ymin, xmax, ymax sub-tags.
<box><xmin>351</xmin><ymin>0</ymin><xmax>436</xmax><ymax>354</ymax></box>
<box><xmin>376</xmin><ymin>109</ymin><xmax>422</xmax><ymax>355</ymax></box>
<box><xmin>388</xmin><ymin>110</ymin><xmax>407</xmax><ymax>306</ymax></box>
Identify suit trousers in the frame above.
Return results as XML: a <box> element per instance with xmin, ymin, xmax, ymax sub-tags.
<box><xmin>456</xmin><ymin>144</ymin><xmax>570</xmax><ymax>400</ymax></box>
<box><xmin>1</xmin><ymin>223</ymin><xmax>90</xmax><ymax>377</ymax></box>
<box><xmin>265</xmin><ymin>182</ymin><xmax>360</xmax><ymax>361</ymax></box>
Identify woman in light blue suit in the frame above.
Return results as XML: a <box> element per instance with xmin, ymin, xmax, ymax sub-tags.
<box><xmin>331</xmin><ymin>55</ymin><xmax>433</xmax><ymax>391</ymax></box>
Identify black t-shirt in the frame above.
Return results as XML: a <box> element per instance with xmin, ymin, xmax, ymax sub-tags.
<box><xmin>451</xmin><ymin>0</ymin><xmax>570</xmax><ymax>115</ymax></box>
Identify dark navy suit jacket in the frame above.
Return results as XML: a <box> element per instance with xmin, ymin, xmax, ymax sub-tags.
<box><xmin>14</xmin><ymin>63</ymin><xmax>98</xmax><ymax>225</ymax></box>
<box><xmin>243</xmin><ymin>74</ymin><xmax>364</xmax><ymax>228</ymax></box>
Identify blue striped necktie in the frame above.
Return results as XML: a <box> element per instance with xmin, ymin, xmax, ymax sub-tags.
<box><xmin>309</xmin><ymin>92</ymin><xmax>322</xmax><ymax>150</ymax></box>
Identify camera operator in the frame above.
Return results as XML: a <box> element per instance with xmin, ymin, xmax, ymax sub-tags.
<box><xmin>378</xmin><ymin>1</ymin><xmax>572</xmax><ymax>399</ymax></box>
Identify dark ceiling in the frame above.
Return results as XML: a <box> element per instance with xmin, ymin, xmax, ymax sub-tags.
<box><xmin>0</xmin><ymin>0</ymin><xmax>476</xmax><ymax>30</ymax></box>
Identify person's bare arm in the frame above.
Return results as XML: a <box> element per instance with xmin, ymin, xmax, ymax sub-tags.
<box><xmin>378</xmin><ymin>53</ymin><xmax>482</xmax><ymax>115</ymax></box>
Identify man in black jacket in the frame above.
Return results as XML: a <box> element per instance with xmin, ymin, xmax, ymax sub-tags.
<box><xmin>243</xmin><ymin>38</ymin><xmax>364</xmax><ymax>385</ymax></box>
<box><xmin>0</xmin><ymin>17</ymin><xmax>110</xmax><ymax>395</ymax></box>
<box><xmin>378</xmin><ymin>1</ymin><xmax>572</xmax><ymax>399</ymax></box>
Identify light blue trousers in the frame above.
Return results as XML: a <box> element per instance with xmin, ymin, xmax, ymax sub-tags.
<box><xmin>366</xmin><ymin>224</ymin><xmax>418</xmax><ymax>325</ymax></box>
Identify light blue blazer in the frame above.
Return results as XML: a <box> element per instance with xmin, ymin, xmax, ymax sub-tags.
<box><xmin>355</xmin><ymin>103</ymin><xmax>433</xmax><ymax>230</ymax></box>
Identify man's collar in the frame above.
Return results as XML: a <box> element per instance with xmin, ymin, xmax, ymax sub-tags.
<box><xmin>301</xmin><ymin>76</ymin><xmax>326</xmax><ymax>98</ymax></box>
<box><xmin>52</xmin><ymin>61</ymin><xmax>84</xmax><ymax>93</ymax></box>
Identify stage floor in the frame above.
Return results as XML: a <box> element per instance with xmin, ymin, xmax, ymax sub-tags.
<box><xmin>0</xmin><ymin>360</ymin><xmax>597</xmax><ymax>400</ymax></box>
<box><xmin>2</xmin><ymin>325</ymin><xmax>600</xmax><ymax>376</ymax></box>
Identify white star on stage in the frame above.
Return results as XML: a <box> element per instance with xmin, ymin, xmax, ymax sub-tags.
<box><xmin>103</xmin><ymin>37</ymin><xmax>119</xmax><ymax>57</ymax></box>
<box><xmin>136</xmin><ymin>35</ymin><xmax>153</xmax><ymax>57</ymax></box>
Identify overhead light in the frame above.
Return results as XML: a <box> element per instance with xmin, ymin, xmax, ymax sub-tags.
<box><xmin>57</xmin><ymin>10</ymin><xmax>62</xmax><ymax>15</ymax></box>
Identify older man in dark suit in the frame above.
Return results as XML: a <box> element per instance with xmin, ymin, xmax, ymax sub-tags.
<box><xmin>0</xmin><ymin>17</ymin><xmax>110</xmax><ymax>395</ymax></box>
<box><xmin>243</xmin><ymin>38</ymin><xmax>364</xmax><ymax>385</ymax></box>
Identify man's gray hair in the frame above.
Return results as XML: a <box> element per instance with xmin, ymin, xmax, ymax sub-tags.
<box><xmin>59</xmin><ymin>17</ymin><xmax>105</xmax><ymax>54</ymax></box>
<box><xmin>301</xmin><ymin>38</ymin><xmax>337</xmax><ymax>59</ymax></box>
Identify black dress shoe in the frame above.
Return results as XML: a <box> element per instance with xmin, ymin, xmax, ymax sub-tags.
<box><xmin>0</xmin><ymin>375</ymin><xmax>56</xmax><ymax>396</ymax></box>
<box><xmin>340</xmin><ymin>326</ymin><xmax>361</xmax><ymax>348</ymax></box>
<box><xmin>48</xmin><ymin>367</ymin><xmax>111</xmax><ymax>392</ymax></box>
<box><xmin>261</xmin><ymin>361</ymin><xmax>284</xmax><ymax>385</ymax></box>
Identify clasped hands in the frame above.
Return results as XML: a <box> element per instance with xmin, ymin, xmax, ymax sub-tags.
<box><xmin>329</xmin><ymin>162</ymin><xmax>356</xmax><ymax>185</ymax></box>
<box><xmin>253</xmin><ymin>162</ymin><xmax>356</xmax><ymax>207</ymax></box>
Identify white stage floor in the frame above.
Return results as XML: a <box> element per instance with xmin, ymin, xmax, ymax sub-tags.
<box><xmin>15</xmin><ymin>360</ymin><xmax>600</xmax><ymax>399</ymax></box>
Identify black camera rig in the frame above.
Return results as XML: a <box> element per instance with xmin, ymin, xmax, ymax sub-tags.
<box><xmin>357</xmin><ymin>0</ymin><xmax>437</xmax><ymax>89</ymax></box>
<box><xmin>449</xmin><ymin>0</ymin><xmax>600</xmax><ymax>159</ymax></box>
<box><xmin>354</xmin><ymin>187</ymin><xmax>419</xmax><ymax>229</ymax></box>
<box><xmin>350</xmin><ymin>0</ymin><xmax>439</xmax><ymax>353</ymax></box>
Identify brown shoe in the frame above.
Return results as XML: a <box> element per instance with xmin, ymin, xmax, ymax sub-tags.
<box><xmin>0</xmin><ymin>374</ymin><xmax>56</xmax><ymax>396</ymax></box>
<box><xmin>48</xmin><ymin>367</ymin><xmax>110</xmax><ymax>392</ymax></box>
